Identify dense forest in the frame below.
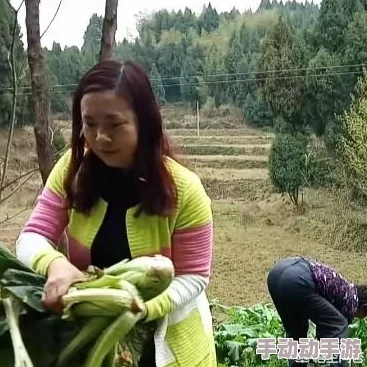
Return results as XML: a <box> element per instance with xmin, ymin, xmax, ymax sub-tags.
<box><xmin>1</xmin><ymin>0</ymin><xmax>367</xmax><ymax>143</ymax></box>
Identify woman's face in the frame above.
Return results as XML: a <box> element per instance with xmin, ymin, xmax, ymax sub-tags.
<box><xmin>80</xmin><ymin>90</ymin><xmax>138</xmax><ymax>168</ymax></box>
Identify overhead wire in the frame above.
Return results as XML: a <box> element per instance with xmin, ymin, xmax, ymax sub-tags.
<box><xmin>0</xmin><ymin>67</ymin><xmax>364</xmax><ymax>97</ymax></box>
<box><xmin>0</xmin><ymin>61</ymin><xmax>365</xmax><ymax>93</ymax></box>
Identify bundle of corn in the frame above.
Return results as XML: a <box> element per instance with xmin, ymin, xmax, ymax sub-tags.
<box><xmin>0</xmin><ymin>244</ymin><xmax>174</xmax><ymax>367</ymax></box>
<box><xmin>58</xmin><ymin>255</ymin><xmax>174</xmax><ymax>367</ymax></box>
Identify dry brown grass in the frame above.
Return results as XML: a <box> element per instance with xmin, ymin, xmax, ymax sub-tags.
<box><xmin>184</xmin><ymin>155</ymin><xmax>268</xmax><ymax>169</ymax></box>
<box><xmin>167</xmin><ymin>128</ymin><xmax>273</xmax><ymax>137</ymax></box>
<box><xmin>172</xmin><ymin>135</ymin><xmax>273</xmax><ymax>146</ymax></box>
<box><xmin>182</xmin><ymin>144</ymin><xmax>270</xmax><ymax>156</ymax></box>
<box><xmin>201</xmin><ymin>178</ymin><xmax>272</xmax><ymax>200</ymax></box>
<box><xmin>184</xmin><ymin>155</ymin><xmax>268</xmax><ymax>161</ymax></box>
<box><xmin>183</xmin><ymin>143</ymin><xmax>271</xmax><ymax>149</ymax></box>
<box><xmin>194</xmin><ymin>167</ymin><xmax>269</xmax><ymax>180</ymax></box>
<box><xmin>207</xmin><ymin>197</ymin><xmax>367</xmax><ymax>306</ymax></box>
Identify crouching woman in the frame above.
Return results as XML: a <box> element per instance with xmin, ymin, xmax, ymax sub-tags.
<box><xmin>267</xmin><ymin>256</ymin><xmax>367</xmax><ymax>367</ymax></box>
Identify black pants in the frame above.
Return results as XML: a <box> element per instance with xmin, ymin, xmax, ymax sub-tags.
<box><xmin>267</xmin><ymin>256</ymin><xmax>350</xmax><ymax>367</ymax></box>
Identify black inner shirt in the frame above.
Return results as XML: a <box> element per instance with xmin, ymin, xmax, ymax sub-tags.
<box><xmin>89</xmin><ymin>153</ymin><xmax>140</xmax><ymax>269</ymax></box>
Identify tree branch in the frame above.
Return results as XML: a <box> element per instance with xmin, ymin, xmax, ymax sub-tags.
<box><xmin>40</xmin><ymin>0</ymin><xmax>63</xmax><ymax>39</ymax></box>
<box><xmin>5</xmin><ymin>0</ymin><xmax>25</xmax><ymax>13</ymax></box>
<box><xmin>0</xmin><ymin>170</ymin><xmax>37</xmax><ymax>206</ymax></box>
<box><xmin>0</xmin><ymin>3</ymin><xmax>22</xmax><ymax>200</ymax></box>
<box><xmin>0</xmin><ymin>207</ymin><xmax>29</xmax><ymax>226</ymax></box>
<box><xmin>0</xmin><ymin>0</ymin><xmax>63</xmax><ymax>219</ymax></box>
<box><xmin>0</xmin><ymin>183</ymin><xmax>41</xmax><ymax>225</ymax></box>
<box><xmin>16</xmin><ymin>0</ymin><xmax>65</xmax><ymax>92</ymax></box>
<box><xmin>1</xmin><ymin>168</ymin><xmax>38</xmax><ymax>192</ymax></box>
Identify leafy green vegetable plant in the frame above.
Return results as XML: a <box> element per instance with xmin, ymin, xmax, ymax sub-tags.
<box><xmin>0</xmin><ymin>244</ymin><xmax>174</xmax><ymax>367</ymax></box>
<box><xmin>211</xmin><ymin>300</ymin><xmax>366</xmax><ymax>367</ymax></box>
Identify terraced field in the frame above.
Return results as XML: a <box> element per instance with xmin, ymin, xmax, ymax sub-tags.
<box><xmin>169</xmin><ymin>129</ymin><xmax>271</xmax><ymax>201</ymax></box>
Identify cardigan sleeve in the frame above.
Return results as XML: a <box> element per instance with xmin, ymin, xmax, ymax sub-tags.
<box><xmin>15</xmin><ymin>150</ymin><xmax>71</xmax><ymax>276</ymax></box>
<box><xmin>144</xmin><ymin>172</ymin><xmax>213</xmax><ymax>321</ymax></box>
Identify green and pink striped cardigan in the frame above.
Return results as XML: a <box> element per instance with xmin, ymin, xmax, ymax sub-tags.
<box><xmin>15</xmin><ymin>149</ymin><xmax>217</xmax><ymax>367</ymax></box>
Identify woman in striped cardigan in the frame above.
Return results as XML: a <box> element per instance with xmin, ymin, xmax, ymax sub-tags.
<box><xmin>15</xmin><ymin>60</ymin><xmax>216</xmax><ymax>367</ymax></box>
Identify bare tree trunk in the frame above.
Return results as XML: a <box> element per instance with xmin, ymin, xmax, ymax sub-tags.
<box><xmin>25</xmin><ymin>0</ymin><xmax>53</xmax><ymax>185</ymax></box>
<box><xmin>99</xmin><ymin>0</ymin><xmax>119</xmax><ymax>62</ymax></box>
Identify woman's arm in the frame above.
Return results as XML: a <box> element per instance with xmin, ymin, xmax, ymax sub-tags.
<box><xmin>144</xmin><ymin>173</ymin><xmax>213</xmax><ymax>322</ymax></box>
<box><xmin>309</xmin><ymin>262</ymin><xmax>359</xmax><ymax>323</ymax></box>
<box><xmin>16</xmin><ymin>150</ymin><xmax>71</xmax><ymax>276</ymax></box>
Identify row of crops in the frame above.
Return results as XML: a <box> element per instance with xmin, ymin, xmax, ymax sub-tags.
<box><xmin>212</xmin><ymin>301</ymin><xmax>367</xmax><ymax>367</ymax></box>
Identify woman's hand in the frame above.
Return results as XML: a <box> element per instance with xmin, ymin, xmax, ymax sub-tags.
<box><xmin>42</xmin><ymin>257</ymin><xmax>86</xmax><ymax>314</ymax></box>
<box><xmin>138</xmin><ymin>303</ymin><xmax>148</xmax><ymax>322</ymax></box>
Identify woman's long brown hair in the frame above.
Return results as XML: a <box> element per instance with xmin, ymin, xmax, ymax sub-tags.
<box><xmin>64</xmin><ymin>60</ymin><xmax>179</xmax><ymax>217</ymax></box>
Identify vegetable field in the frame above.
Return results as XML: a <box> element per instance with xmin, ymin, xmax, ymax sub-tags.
<box><xmin>212</xmin><ymin>301</ymin><xmax>367</xmax><ymax>367</ymax></box>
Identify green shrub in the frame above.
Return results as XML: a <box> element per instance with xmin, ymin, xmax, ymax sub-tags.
<box><xmin>51</xmin><ymin>126</ymin><xmax>68</xmax><ymax>163</ymax></box>
<box><xmin>337</xmin><ymin>72</ymin><xmax>367</xmax><ymax>199</ymax></box>
<box><xmin>304</xmin><ymin>143</ymin><xmax>338</xmax><ymax>188</ymax></box>
<box><xmin>268</xmin><ymin>133</ymin><xmax>308</xmax><ymax>207</ymax></box>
